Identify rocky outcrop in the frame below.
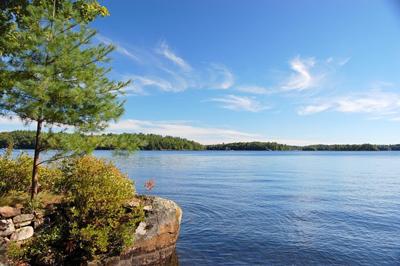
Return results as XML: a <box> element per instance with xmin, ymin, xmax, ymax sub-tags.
<box><xmin>89</xmin><ymin>196</ymin><xmax>182</xmax><ymax>266</ymax></box>
<box><xmin>0</xmin><ymin>196</ymin><xmax>182</xmax><ymax>266</ymax></box>
<box><xmin>0</xmin><ymin>207</ymin><xmax>34</xmax><ymax>244</ymax></box>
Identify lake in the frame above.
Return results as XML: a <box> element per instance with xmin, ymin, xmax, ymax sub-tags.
<box><xmin>13</xmin><ymin>150</ymin><xmax>400</xmax><ymax>265</ymax></box>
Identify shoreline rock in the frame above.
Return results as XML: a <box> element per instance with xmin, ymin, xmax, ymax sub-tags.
<box><xmin>88</xmin><ymin>196</ymin><xmax>182</xmax><ymax>266</ymax></box>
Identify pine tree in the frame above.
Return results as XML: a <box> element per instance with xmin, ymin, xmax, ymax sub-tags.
<box><xmin>0</xmin><ymin>0</ymin><xmax>129</xmax><ymax>199</ymax></box>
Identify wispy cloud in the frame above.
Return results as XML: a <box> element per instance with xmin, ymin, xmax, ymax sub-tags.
<box><xmin>125</xmin><ymin>75</ymin><xmax>180</xmax><ymax>93</ymax></box>
<box><xmin>156</xmin><ymin>41</ymin><xmax>192</xmax><ymax>72</ymax></box>
<box><xmin>208</xmin><ymin>64</ymin><xmax>235</xmax><ymax>89</ymax></box>
<box><xmin>338</xmin><ymin>57</ymin><xmax>351</xmax><ymax>66</ymax></box>
<box><xmin>209</xmin><ymin>95</ymin><xmax>266</xmax><ymax>112</ymax></box>
<box><xmin>97</xmin><ymin>35</ymin><xmax>235</xmax><ymax>94</ymax></box>
<box><xmin>298</xmin><ymin>103</ymin><xmax>332</xmax><ymax>115</ymax></box>
<box><xmin>107</xmin><ymin>119</ymin><xmax>264</xmax><ymax>144</ymax></box>
<box><xmin>281</xmin><ymin>56</ymin><xmax>318</xmax><ymax>91</ymax></box>
<box><xmin>106</xmin><ymin>119</ymin><xmax>336</xmax><ymax>145</ymax></box>
<box><xmin>236</xmin><ymin>85</ymin><xmax>270</xmax><ymax>95</ymax></box>
<box><xmin>96</xmin><ymin>34</ymin><xmax>141</xmax><ymax>63</ymax></box>
<box><xmin>298</xmin><ymin>90</ymin><xmax>400</xmax><ymax>120</ymax></box>
<box><xmin>325</xmin><ymin>56</ymin><xmax>351</xmax><ymax>66</ymax></box>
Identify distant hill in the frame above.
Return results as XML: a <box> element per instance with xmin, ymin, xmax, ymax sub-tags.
<box><xmin>1</xmin><ymin>131</ymin><xmax>399</xmax><ymax>151</ymax></box>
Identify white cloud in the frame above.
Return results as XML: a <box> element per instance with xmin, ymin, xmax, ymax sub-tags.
<box><xmin>96</xmin><ymin>35</ymin><xmax>141</xmax><ymax>63</ymax></box>
<box><xmin>107</xmin><ymin>119</ymin><xmax>339</xmax><ymax>145</ymax></box>
<box><xmin>282</xmin><ymin>56</ymin><xmax>317</xmax><ymax>91</ymax></box>
<box><xmin>298</xmin><ymin>103</ymin><xmax>332</xmax><ymax>115</ymax></box>
<box><xmin>98</xmin><ymin>36</ymin><xmax>235</xmax><ymax>94</ymax></box>
<box><xmin>236</xmin><ymin>85</ymin><xmax>270</xmax><ymax>95</ymax></box>
<box><xmin>209</xmin><ymin>95</ymin><xmax>266</xmax><ymax>112</ymax></box>
<box><xmin>107</xmin><ymin>119</ymin><xmax>263</xmax><ymax>144</ymax></box>
<box><xmin>126</xmin><ymin>75</ymin><xmax>180</xmax><ymax>93</ymax></box>
<box><xmin>157</xmin><ymin>41</ymin><xmax>192</xmax><ymax>72</ymax></box>
<box><xmin>208</xmin><ymin>64</ymin><xmax>235</xmax><ymax>89</ymax></box>
<box><xmin>298</xmin><ymin>90</ymin><xmax>400</xmax><ymax>119</ymax></box>
<box><xmin>0</xmin><ymin>116</ymin><xmax>26</xmax><ymax>127</ymax></box>
<box><xmin>325</xmin><ymin>56</ymin><xmax>351</xmax><ymax>66</ymax></box>
<box><xmin>338</xmin><ymin>57</ymin><xmax>351</xmax><ymax>66</ymax></box>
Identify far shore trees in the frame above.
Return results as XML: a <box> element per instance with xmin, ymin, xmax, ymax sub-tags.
<box><xmin>0</xmin><ymin>0</ymin><xmax>129</xmax><ymax>200</ymax></box>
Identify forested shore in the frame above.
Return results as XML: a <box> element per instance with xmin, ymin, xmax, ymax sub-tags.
<box><xmin>1</xmin><ymin>131</ymin><xmax>399</xmax><ymax>151</ymax></box>
<box><xmin>0</xmin><ymin>131</ymin><xmax>204</xmax><ymax>151</ymax></box>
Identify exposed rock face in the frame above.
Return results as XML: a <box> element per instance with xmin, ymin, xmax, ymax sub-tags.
<box><xmin>88</xmin><ymin>196</ymin><xmax>182</xmax><ymax>266</ymax></box>
<box><xmin>10</xmin><ymin>226</ymin><xmax>34</xmax><ymax>241</ymax></box>
<box><xmin>0</xmin><ymin>206</ymin><xmax>20</xmax><ymax>218</ymax></box>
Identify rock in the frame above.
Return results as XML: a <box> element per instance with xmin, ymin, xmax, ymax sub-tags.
<box><xmin>13</xmin><ymin>214</ymin><xmax>34</xmax><ymax>224</ymax></box>
<box><xmin>0</xmin><ymin>206</ymin><xmax>20</xmax><ymax>218</ymax></box>
<box><xmin>89</xmin><ymin>196</ymin><xmax>182</xmax><ymax>266</ymax></box>
<box><xmin>135</xmin><ymin>222</ymin><xmax>147</xmax><ymax>236</ymax></box>
<box><xmin>14</xmin><ymin>221</ymin><xmax>32</xmax><ymax>228</ymax></box>
<box><xmin>143</xmin><ymin>205</ymin><xmax>152</xmax><ymax>211</ymax></box>
<box><xmin>125</xmin><ymin>198</ymin><xmax>141</xmax><ymax>209</ymax></box>
<box><xmin>10</xmin><ymin>226</ymin><xmax>34</xmax><ymax>241</ymax></box>
<box><xmin>0</xmin><ymin>237</ymin><xmax>10</xmax><ymax>253</ymax></box>
<box><xmin>0</xmin><ymin>219</ymin><xmax>15</xmax><ymax>236</ymax></box>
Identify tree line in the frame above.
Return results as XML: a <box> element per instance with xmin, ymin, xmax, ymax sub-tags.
<box><xmin>1</xmin><ymin>131</ymin><xmax>400</xmax><ymax>151</ymax></box>
<box><xmin>0</xmin><ymin>131</ymin><xmax>204</xmax><ymax>151</ymax></box>
<box><xmin>206</xmin><ymin>142</ymin><xmax>400</xmax><ymax>151</ymax></box>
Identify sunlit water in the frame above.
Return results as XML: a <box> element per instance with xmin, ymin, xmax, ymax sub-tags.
<box><xmin>11</xmin><ymin>150</ymin><xmax>400</xmax><ymax>265</ymax></box>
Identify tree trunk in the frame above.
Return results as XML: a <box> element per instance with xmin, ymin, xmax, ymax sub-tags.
<box><xmin>31</xmin><ymin>120</ymin><xmax>42</xmax><ymax>200</ymax></box>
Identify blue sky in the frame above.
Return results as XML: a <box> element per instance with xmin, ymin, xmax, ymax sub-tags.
<box><xmin>2</xmin><ymin>0</ymin><xmax>400</xmax><ymax>145</ymax></box>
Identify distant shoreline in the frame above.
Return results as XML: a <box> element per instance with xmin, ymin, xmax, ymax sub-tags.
<box><xmin>1</xmin><ymin>131</ymin><xmax>400</xmax><ymax>152</ymax></box>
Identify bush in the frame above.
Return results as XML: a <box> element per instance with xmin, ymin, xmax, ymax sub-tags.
<box><xmin>60</xmin><ymin>156</ymin><xmax>141</xmax><ymax>257</ymax></box>
<box><xmin>9</xmin><ymin>156</ymin><xmax>144</xmax><ymax>265</ymax></box>
<box><xmin>0</xmin><ymin>150</ymin><xmax>63</xmax><ymax>198</ymax></box>
<box><xmin>0</xmin><ymin>151</ymin><xmax>32</xmax><ymax>197</ymax></box>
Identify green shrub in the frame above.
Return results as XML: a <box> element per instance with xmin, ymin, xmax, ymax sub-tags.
<box><xmin>61</xmin><ymin>156</ymin><xmax>140</xmax><ymax>258</ymax></box>
<box><xmin>10</xmin><ymin>156</ymin><xmax>144</xmax><ymax>265</ymax></box>
<box><xmin>0</xmin><ymin>152</ymin><xmax>32</xmax><ymax>197</ymax></box>
<box><xmin>0</xmin><ymin>150</ymin><xmax>63</xmax><ymax>198</ymax></box>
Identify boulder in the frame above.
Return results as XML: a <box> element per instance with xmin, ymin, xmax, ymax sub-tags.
<box><xmin>0</xmin><ymin>206</ymin><xmax>20</xmax><ymax>218</ymax></box>
<box><xmin>14</xmin><ymin>221</ymin><xmax>32</xmax><ymax>228</ymax></box>
<box><xmin>0</xmin><ymin>219</ymin><xmax>15</xmax><ymax>237</ymax></box>
<box><xmin>13</xmin><ymin>214</ymin><xmax>34</xmax><ymax>224</ymax></box>
<box><xmin>88</xmin><ymin>196</ymin><xmax>182</xmax><ymax>266</ymax></box>
<box><xmin>13</xmin><ymin>214</ymin><xmax>34</xmax><ymax>227</ymax></box>
<box><xmin>10</xmin><ymin>226</ymin><xmax>34</xmax><ymax>241</ymax></box>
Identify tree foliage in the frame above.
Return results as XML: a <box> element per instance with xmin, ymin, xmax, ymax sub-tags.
<box><xmin>0</xmin><ymin>0</ymin><xmax>129</xmax><ymax>199</ymax></box>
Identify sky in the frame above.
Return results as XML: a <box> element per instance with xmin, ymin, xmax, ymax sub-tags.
<box><xmin>2</xmin><ymin>0</ymin><xmax>400</xmax><ymax>145</ymax></box>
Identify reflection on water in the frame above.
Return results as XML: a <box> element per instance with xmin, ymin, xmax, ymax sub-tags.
<box><xmin>10</xmin><ymin>150</ymin><xmax>400</xmax><ymax>265</ymax></box>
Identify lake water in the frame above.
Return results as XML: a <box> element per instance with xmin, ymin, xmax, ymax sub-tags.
<box><xmin>12</xmin><ymin>150</ymin><xmax>400</xmax><ymax>265</ymax></box>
